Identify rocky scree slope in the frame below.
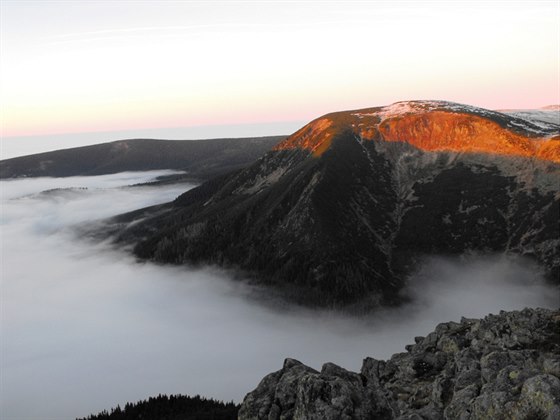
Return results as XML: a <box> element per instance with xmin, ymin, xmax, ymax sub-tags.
<box><xmin>238</xmin><ymin>308</ymin><xmax>560</xmax><ymax>420</ymax></box>
<box><xmin>110</xmin><ymin>101</ymin><xmax>560</xmax><ymax>307</ymax></box>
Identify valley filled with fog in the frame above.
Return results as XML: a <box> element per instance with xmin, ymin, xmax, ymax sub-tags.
<box><xmin>1</xmin><ymin>172</ymin><xmax>557</xmax><ymax>420</ymax></box>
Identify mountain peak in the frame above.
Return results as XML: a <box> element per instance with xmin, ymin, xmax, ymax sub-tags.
<box><xmin>273</xmin><ymin>101</ymin><xmax>560</xmax><ymax>163</ymax></box>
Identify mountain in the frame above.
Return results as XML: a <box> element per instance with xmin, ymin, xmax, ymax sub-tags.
<box><xmin>0</xmin><ymin>136</ymin><xmax>284</xmax><ymax>181</ymax></box>
<box><xmin>238</xmin><ymin>307</ymin><xmax>560</xmax><ymax>420</ymax></box>
<box><xmin>539</xmin><ymin>105</ymin><xmax>560</xmax><ymax>111</ymax></box>
<box><xmin>108</xmin><ymin>101</ymin><xmax>560</xmax><ymax>307</ymax></box>
<box><xmin>499</xmin><ymin>107</ymin><xmax>560</xmax><ymax>127</ymax></box>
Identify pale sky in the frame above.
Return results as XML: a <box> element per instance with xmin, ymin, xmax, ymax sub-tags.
<box><xmin>1</xmin><ymin>0</ymin><xmax>559</xmax><ymax>139</ymax></box>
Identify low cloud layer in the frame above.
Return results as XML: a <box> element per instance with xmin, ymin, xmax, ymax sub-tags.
<box><xmin>1</xmin><ymin>172</ymin><xmax>557</xmax><ymax>420</ymax></box>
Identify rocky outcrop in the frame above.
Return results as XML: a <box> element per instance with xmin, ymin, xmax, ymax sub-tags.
<box><xmin>239</xmin><ymin>308</ymin><xmax>560</xmax><ymax>419</ymax></box>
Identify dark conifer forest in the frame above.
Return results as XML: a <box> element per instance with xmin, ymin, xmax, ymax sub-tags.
<box><xmin>77</xmin><ymin>394</ymin><xmax>238</xmax><ymax>420</ymax></box>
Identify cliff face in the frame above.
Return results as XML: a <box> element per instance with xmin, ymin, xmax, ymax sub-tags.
<box><xmin>239</xmin><ymin>308</ymin><xmax>560</xmax><ymax>420</ymax></box>
<box><xmin>111</xmin><ymin>101</ymin><xmax>559</xmax><ymax>307</ymax></box>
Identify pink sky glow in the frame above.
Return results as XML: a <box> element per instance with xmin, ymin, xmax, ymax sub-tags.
<box><xmin>1</xmin><ymin>1</ymin><xmax>558</xmax><ymax>139</ymax></box>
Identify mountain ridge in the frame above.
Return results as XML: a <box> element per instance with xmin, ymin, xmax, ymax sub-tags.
<box><xmin>274</xmin><ymin>100</ymin><xmax>559</xmax><ymax>161</ymax></box>
<box><xmin>0</xmin><ymin>136</ymin><xmax>284</xmax><ymax>181</ymax></box>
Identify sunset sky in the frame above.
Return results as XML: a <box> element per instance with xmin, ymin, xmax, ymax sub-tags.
<box><xmin>1</xmin><ymin>0</ymin><xmax>558</xmax><ymax>141</ymax></box>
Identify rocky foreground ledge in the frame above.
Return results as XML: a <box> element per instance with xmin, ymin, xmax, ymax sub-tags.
<box><xmin>239</xmin><ymin>308</ymin><xmax>560</xmax><ymax>420</ymax></box>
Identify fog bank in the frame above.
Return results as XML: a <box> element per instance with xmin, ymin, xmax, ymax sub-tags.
<box><xmin>1</xmin><ymin>172</ymin><xmax>557</xmax><ymax>420</ymax></box>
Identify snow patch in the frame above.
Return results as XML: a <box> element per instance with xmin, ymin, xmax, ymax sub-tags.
<box><xmin>502</xmin><ymin>110</ymin><xmax>559</xmax><ymax>128</ymax></box>
<box><xmin>355</xmin><ymin>100</ymin><xmax>559</xmax><ymax>137</ymax></box>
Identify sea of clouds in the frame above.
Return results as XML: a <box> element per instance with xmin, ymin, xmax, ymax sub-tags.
<box><xmin>1</xmin><ymin>172</ymin><xmax>557</xmax><ymax>420</ymax></box>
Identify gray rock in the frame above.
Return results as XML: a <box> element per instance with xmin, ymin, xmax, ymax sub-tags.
<box><xmin>444</xmin><ymin>383</ymin><xmax>480</xmax><ymax>420</ymax></box>
<box><xmin>513</xmin><ymin>374</ymin><xmax>560</xmax><ymax>420</ymax></box>
<box><xmin>543</xmin><ymin>357</ymin><xmax>560</xmax><ymax>378</ymax></box>
<box><xmin>454</xmin><ymin>368</ymin><xmax>481</xmax><ymax>392</ymax></box>
<box><xmin>239</xmin><ymin>308</ymin><xmax>560</xmax><ymax>420</ymax></box>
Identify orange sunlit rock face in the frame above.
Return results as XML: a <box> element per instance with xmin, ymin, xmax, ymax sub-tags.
<box><xmin>379</xmin><ymin>111</ymin><xmax>537</xmax><ymax>158</ymax></box>
<box><xmin>274</xmin><ymin>117</ymin><xmax>334</xmax><ymax>157</ymax></box>
<box><xmin>273</xmin><ymin>105</ymin><xmax>560</xmax><ymax>163</ymax></box>
<box><xmin>536</xmin><ymin>136</ymin><xmax>560</xmax><ymax>162</ymax></box>
<box><xmin>273</xmin><ymin>110</ymin><xmax>382</xmax><ymax>157</ymax></box>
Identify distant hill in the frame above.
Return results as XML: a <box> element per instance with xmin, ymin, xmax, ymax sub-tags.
<box><xmin>500</xmin><ymin>108</ymin><xmax>559</xmax><ymax>126</ymax></box>
<box><xmin>0</xmin><ymin>136</ymin><xmax>284</xmax><ymax>181</ymax></box>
